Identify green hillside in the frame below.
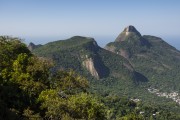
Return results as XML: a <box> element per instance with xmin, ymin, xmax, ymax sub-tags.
<box><xmin>32</xmin><ymin>36</ymin><xmax>158</xmax><ymax>103</ymax></box>
<box><xmin>105</xmin><ymin>26</ymin><xmax>180</xmax><ymax>92</ymax></box>
<box><xmin>31</xmin><ymin>32</ymin><xmax>180</xmax><ymax>111</ymax></box>
<box><xmin>32</xmin><ymin>36</ymin><xmax>137</xmax><ymax>80</ymax></box>
<box><xmin>28</xmin><ymin>26</ymin><xmax>180</xmax><ymax>118</ymax></box>
<box><xmin>33</xmin><ymin>36</ymin><xmax>98</xmax><ymax>75</ymax></box>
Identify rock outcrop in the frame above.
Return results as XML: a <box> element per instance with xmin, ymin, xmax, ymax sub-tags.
<box><xmin>115</xmin><ymin>25</ymin><xmax>141</xmax><ymax>42</ymax></box>
<box><xmin>106</xmin><ymin>25</ymin><xmax>151</xmax><ymax>59</ymax></box>
<box><xmin>83</xmin><ymin>57</ymin><xmax>100</xmax><ymax>79</ymax></box>
<box><xmin>28</xmin><ymin>42</ymin><xmax>42</xmax><ymax>51</ymax></box>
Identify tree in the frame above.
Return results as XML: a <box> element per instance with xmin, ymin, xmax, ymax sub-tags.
<box><xmin>0</xmin><ymin>36</ymin><xmax>50</xmax><ymax>119</ymax></box>
<box><xmin>38</xmin><ymin>71</ymin><xmax>106</xmax><ymax>119</ymax></box>
<box><xmin>38</xmin><ymin>90</ymin><xmax>107</xmax><ymax>119</ymax></box>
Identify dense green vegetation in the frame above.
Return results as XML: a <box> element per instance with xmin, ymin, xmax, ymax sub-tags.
<box><xmin>32</xmin><ymin>36</ymin><xmax>135</xmax><ymax>80</ymax></box>
<box><xmin>106</xmin><ymin>33</ymin><xmax>180</xmax><ymax>92</ymax></box>
<box><xmin>30</xmin><ymin>33</ymin><xmax>180</xmax><ymax>117</ymax></box>
<box><xmin>1</xmin><ymin>36</ymin><xmax>180</xmax><ymax>119</ymax></box>
<box><xmin>0</xmin><ymin>36</ymin><xmax>106</xmax><ymax>119</ymax></box>
<box><xmin>32</xmin><ymin>36</ymin><xmax>150</xmax><ymax>102</ymax></box>
<box><xmin>32</xmin><ymin>36</ymin><xmax>98</xmax><ymax>75</ymax></box>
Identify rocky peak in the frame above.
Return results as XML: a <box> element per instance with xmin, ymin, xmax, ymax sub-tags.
<box><xmin>123</xmin><ymin>25</ymin><xmax>139</xmax><ymax>33</ymax></box>
<box><xmin>115</xmin><ymin>25</ymin><xmax>141</xmax><ymax>42</ymax></box>
<box><xmin>28</xmin><ymin>42</ymin><xmax>42</xmax><ymax>51</ymax></box>
<box><xmin>28</xmin><ymin>42</ymin><xmax>36</xmax><ymax>51</ymax></box>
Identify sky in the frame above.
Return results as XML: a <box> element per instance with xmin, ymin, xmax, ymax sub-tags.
<box><xmin>0</xmin><ymin>0</ymin><xmax>180</xmax><ymax>48</ymax></box>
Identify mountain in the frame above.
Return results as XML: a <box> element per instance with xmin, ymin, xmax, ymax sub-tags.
<box><xmin>31</xmin><ymin>27</ymin><xmax>180</xmax><ymax>112</ymax></box>
<box><xmin>32</xmin><ymin>36</ymin><xmax>136</xmax><ymax>80</ymax></box>
<box><xmin>32</xmin><ymin>36</ymin><xmax>154</xmax><ymax>98</ymax></box>
<box><xmin>28</xmin><ymin>42</ymin><xmax>42</xmax><ymax>51</ymax></box>
<box><xmin>105</xmin><ymin>25</ymin><xmax>180</xmax><ymax>92</ymax></box>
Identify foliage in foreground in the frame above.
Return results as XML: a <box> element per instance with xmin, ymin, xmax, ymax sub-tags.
<box><xmin>1</xmin><ymin>36</ymin><xmax>180</xmax><ymax>120</ymax></box>
<box><xmin>0</xmin><ymin>36</ymin><xmax>106</xmax><ymax>119</ymax></box>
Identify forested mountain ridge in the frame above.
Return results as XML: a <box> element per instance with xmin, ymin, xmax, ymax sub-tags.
<box><xmin>28</xmin><ymin>42</ymin><xmax>42</xmax><ymax>51</ymax></box>
<box><xmin>31</xmin><ymin>26</ymin><xmax>180</xmax><ymax>117</ymax></box>
<box><xmin>105</xmin><ymin>25</ymin><xmax>180</xmax><ymax>92</ymax></box>
<box><xmin>32</xmin><ymin>36</ymin><xmax>137</xmax><ymax>80</ymax></box>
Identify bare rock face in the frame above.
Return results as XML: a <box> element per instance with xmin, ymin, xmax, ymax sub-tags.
<box><xmin>28</xmin><ymin>42</ymin><xmax>42</xmax><ymax>51</ymax></box>
<box><xmin>123</xmin><ymin>25</ymin><xmax>140</xmax><ymax>33</ymax></box>
<box><xmin>119</xmin><ymin>49</ymin><xmax>130</xmax><ymax>59</ymax></box>
<box><xmin>83</xmin><ymin>57</ymin><xmax>99</xmax><ymax>79</ymax></box>
<box><xmin>105</xmin><ymin>46</ymin><xmax>130</xmax><ymax>59</ymax></box>
<box><xmin>28</xmin><ymin>42</ymin><xmax>36</xmax><ymax>51</ymax></box>
<box><xmin>104</xmin><ymin>45</ymin><xmax>116</xmax><ymax>53</ymax></box>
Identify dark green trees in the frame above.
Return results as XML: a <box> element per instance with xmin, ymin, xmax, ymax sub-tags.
<box><xmin>0</xmin><ymin>36</ymin><xmax>106</xmax><ymax>119</ymax></box>
<box><xmin>0</xmin><ymin>36</ymin><xmax>51</xmax><ymax>119</ymax></box>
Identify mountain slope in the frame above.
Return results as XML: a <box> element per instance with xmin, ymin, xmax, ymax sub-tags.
<box><xmin>32</xmin><ymin>36</ymin><xmax>136</xmax><ymax>81</ymax></box>
<box><xmin>31</xmin><ymin>33</ymin><xmax>180</xmax><ymax>113</ymax></box>
<box><xmin>32</xmin><ymin>36</ymin><xmax>154</xmax><ymax>103</ymax></box>
<box><xmin>105</xmin><ymin>25</ymin><xmax>180</xmax><ymax>92</ymax></box>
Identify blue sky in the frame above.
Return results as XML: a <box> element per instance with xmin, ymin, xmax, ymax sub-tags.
<box><xmin>0</xmin><ymin>0</ymin><xmax>180</xmax><ymax>48</ymax></box>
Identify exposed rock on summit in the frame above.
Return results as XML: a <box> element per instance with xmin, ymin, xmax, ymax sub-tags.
<box><xmin>28</xmin><ymin>42</ymin><xmax>42</xmax><ymax>51</ymax></box>
<box><xmin>106</xmin><ymin>25</ymin><xmax>151</xmax><ymax>59</ymax></box>
<box><xmin>115</xmin><ymin>25</ymin><xmax>141</xmax><ymax>42</ymax></box>
<box><xmin>123</xmin><ymin>25</ymin><xmax>141</xmax><ymax>33</ymax></box>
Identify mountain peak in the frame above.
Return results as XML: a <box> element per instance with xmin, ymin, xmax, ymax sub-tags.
<box><xmin>115</xmin><ymin>25</ymin><xmax>141</xmax><ymax>42</ymax></box>
<box><xmin>28</xmin><ymin>42</ymin><xmax>36</xmax><ymax>51</ymax></box>
<box><xmin>123</xmin><ymin>25</ymin><xmax>138</xmax><ymax>32</ymax></box>
<box><xmin>28</xmin><ymin>42</ymin><xmax>42</xmax><ymax>51</ymax></box>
